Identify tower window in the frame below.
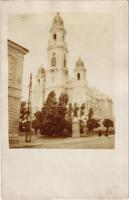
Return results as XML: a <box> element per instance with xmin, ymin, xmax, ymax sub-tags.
<box><xmin>51</xmin><ymin>54</ymin><xmax>56</xmax><ymax>66</ymax></box>
<box><xmin>77</xmin><ymin>73</ymin><xmax>80</xmax><ymax>80</ymax></box>
<box><xmin>64</xmin><ymin>56</ymin><xmax>66</xmax><ymax>68</ymax></box>
<box><xmin>53</xmin><ymin>33</ymin><xmax>57</xmax><ymax>40</ymax></box>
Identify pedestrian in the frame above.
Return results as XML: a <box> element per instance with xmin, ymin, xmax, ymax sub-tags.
<box><xmin>23</xmin><ymin>113</ymin><xmax>31</xmax><ymax>142</ymax></box>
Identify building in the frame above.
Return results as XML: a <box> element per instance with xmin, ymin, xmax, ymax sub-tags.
<box><xmin>8</xmin><ymin>40</ymin><xmax>29</xmax><ymax>144</ymax></box>
<box><xmin>32</xmin><ymin>13</ymin><xmax>114</xmax><ymax>120</ymax></box>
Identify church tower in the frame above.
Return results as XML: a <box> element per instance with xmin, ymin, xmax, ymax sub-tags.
<box><xmin>32</xmin><ymin>65</ymin><xmax>46</xmax><ymax>116</ymax></box>
<box><xmin>74</xmin><ymin>57</ymin><xmax>87</xmax><ymax>83</ymax></box>
<box><xmin>71</xmin><ymin>57</ymin><xmax>88</xmax><ymax>104</ymax></box>
<box><xmin>45</xmin><ymin>12</ymin><xmax>68</xmax><ymax>99</ymax></box>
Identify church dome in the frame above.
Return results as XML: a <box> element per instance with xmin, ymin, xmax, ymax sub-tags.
<box><xmin>37</xmin><ymin>65</ymin><xmax>46</xmax><ymax>75</ymax></box>
<box><xmin>53</xmin><ymin>12</ymin><xmax>63</xmax><ymax>26</ymax></box>
<box><xmin>75</xmin><ymin>57</ymin><xmax>85</xmax><ymax>68</ymax></box>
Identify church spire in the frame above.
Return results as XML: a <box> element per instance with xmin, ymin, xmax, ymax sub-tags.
<box><xmin>45</xmin><ymin>13</ymin><xmax>68</xmax><ymax>99</ymax></box>
<box><xmin>75</xmin><ymin>57</ymin><xmax>85</xmax><ymax>68</ymax></box>
<box><xmin>51</xmin><ymin>12</ymin><xmax>64</xmax><ymax>31</ymax></box>
<box><xmin>47</xmin><ymin>12</ymin><xmax>68</xmax><ymax>70</ymax></box>
<box><xmin>74</xmin><ymin>57</ymin><xmax>87</xmax><ymax>83</ymax></box>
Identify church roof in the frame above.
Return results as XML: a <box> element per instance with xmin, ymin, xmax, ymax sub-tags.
<box><xmin>50</xmin><ymin>12</ymin><xmax>66</xmax><ymax>34</ymax></box>
<box><xmin>90</xmin><ymin>87</ymin><xmax>112</xmax><ymax>101</ymax></box>
<box><xmin>75</xmin><ymin>57</ymin><xmax>85</xmax><ymax>69</ymax></box>
<box><xmin>37</xmin><ymin>65</ymin><xmax>46</xmax><ymax>75</ymax></box>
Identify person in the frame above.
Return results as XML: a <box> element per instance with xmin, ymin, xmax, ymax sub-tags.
<box><xmin>23</xmin><ymin>112</ymin><xmax>31</xmax><ymax>142</ymax></box>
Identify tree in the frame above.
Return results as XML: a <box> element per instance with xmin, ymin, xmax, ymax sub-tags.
<box><xmin>67</xmin><ymin>103</ymin><xmax>73</xmax><ymax>121</ymax></box>
<box><xmin>86</xmin><ymin>118</ymin><xmax>100</xmax><ymax>136</ymax></box>
<box><xmin>45</xmin><ymin>90</ymin><xmax>57</xmax><ymax>107</ymax></box>
<box><xmin>41</xmin><ymin>91</ymin><xmax>57</xmax><ymax>136</ymax></box>
<box><xmin>40</xmin><ymin>91</ymin><xmax>70</xmax><ymax>137</ymax></box>
<box><xmin>103</xmin><ymin>119</ymin><xmax>114</xmax><ymax>136</ymax></box>
<box><xmin>80</xmin><ymin>103</ymin><xmax>86</xmax><ymax>117</ymax></box>
<box><xmin>88</xmin><ymin>107</ymin><xmax>94</xmax><ymax>119</ymax></box>
<box><xmin>59</xmin><ymin>92</ymin><xmax>69</xmax><ymax>107</ymax></box>
<box><xmin>86</xmin><ymin>107</ymin><xmax>99</xmax><ymax>136</ymax></box>
<box><xmin>31</xmin><ymin>111</ymin><xmax>42</xmax><ymax>135</ymax></box>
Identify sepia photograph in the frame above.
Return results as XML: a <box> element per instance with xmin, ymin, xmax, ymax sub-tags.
<box><xmin>1</xmin><ymin>1</ymin><xmax>128</xmax><ymax>199</ymax></box>
<box><xmin>8</xmin><ymin>12</ymin><xmax>115</xmax><ymax>149</ymax></box>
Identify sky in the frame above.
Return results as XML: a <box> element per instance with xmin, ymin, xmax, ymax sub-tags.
<box><xmin>8</xmin><ymin>12</ymin><xmax>115</xmax><ymax>101</ymax></box>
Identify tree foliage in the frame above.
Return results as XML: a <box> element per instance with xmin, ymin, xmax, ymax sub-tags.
<box><xmin>103</xmin><ymin>119</ymin><xmax>114</xmax><ymax>134</ymax></box>
<box><xmin>73</xmin><ymin>103</ymin><xmax>79</xmax><ymax>117</ymax></box>
<box><xmin>86</xmin><ymin>107</ymin><xmax>99</xmax><ymax>133</ymax></box>
<box><xmin>86</xmin><ymin>118</ymin><xmax>100</xmax><ymax>130</ymax></box>
<box><xmin>31</xmin><ymin>111</ymin><xmax>42</xmax><ymax>130</ymax></box>
<box><xmin>103</xmin><ymin>119</ymin><xmax>114</xmax><ymax>128</ymax></box>
<box><xmin>80</xmin><ymin>103</ymin><xmax>86</xmax><ymax>116</ymax></box>
<box><xmin>40</xmin><ymin>91</ymin><xmax>71</xmax><ymax>137</ymax></box>
<box><xmin>88</xmin><ymin>107</ymin><xmax>94</xmax><ymax>119</ymax></box>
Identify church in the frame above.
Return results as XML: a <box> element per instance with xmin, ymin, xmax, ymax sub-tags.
<box><xmin>32</xmin><ymin>12</ymin><xmax>114</xmax><ymax>120</ymax></box>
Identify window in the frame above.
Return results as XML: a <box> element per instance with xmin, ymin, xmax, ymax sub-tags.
<box><xmin>64</xmin><ymin>56</ymin><xmax>66</xmax><ymax>68</ymax></box>
<box><xmin>53</xmin><ymin>33</ymin><xmax>57</xmax><ymax>40</ymax></box>
<box><xmin>51</xmin><ymin>54</ymin><xmax>56</xmax><ymax>66</ymax></box>
<box><xmin>77</xmin><ymin>73</ymin><xmax>80</xmax><ymax>80</ymax></box>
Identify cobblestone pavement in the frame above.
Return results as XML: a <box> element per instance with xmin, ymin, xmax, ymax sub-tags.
<box><xmin>10</xmin><ymin>134</ymin><xmax>115</xmax><ymax>149</ymax></box>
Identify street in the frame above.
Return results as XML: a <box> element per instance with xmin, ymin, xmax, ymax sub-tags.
<box><xmin>10</xmin><ymin>134</ymin><xmax>115</xmax><ymax>149</ymax></box>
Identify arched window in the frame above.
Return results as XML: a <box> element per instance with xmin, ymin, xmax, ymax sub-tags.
<box><xmin>53</xmin><ymin>33</ymin><xmax>57</xmax><ymax>40</ymax></box>
<box><xmin>51</xmin><ymin>54</ymin><xmax>56</xmax><ymax>66</ymax></box>
<box><xmin>77</xmin><ymin>73</ymin><xmax>80</xmax><ymax>80</ymax></box>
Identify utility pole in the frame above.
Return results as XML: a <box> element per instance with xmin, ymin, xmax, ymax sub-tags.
<box><xmin>28</xmin><ymin>73</ymin><xmax>32</xmax><ymax>121</ymax></box>
<box><xmin>25</xmin><ymin>73</ymin><xmax>32</xmax><ymax>142</ymax></box>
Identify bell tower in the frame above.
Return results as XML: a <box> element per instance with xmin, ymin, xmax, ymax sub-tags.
<box><xmin>71</xmin><ymin>57</ymin><xmax>88</xmax><ymax>104</ymax></box>
<box><xmin>45</xmin><ymin>12</ymin><xmax>68</xmax><ymax>99</ymax></box>
<box><xmin>32</xmin><ymin>65</ymin><xmax>46</xmax><ymax>116</ymax></box>
<box><xmin>74</xmin><ymin>57</ymin><xmax>87</xmax><ymax>83</ymax></box>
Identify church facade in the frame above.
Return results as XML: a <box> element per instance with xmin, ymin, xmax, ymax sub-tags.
<box><xmin>32</xmin><ymin>13</ymin><xmax>114</xmax><ymax>120</ymax></box>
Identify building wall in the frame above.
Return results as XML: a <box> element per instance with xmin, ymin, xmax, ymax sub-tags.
<box><xmin>32</xmin><ymin>69</ymin><xmax>114</xmax><ymax>121</ymax></box>
<box><xmin>8</xmin><ymin>40</ymin><xmax>29</xmax><ymax>144</ymax></box>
